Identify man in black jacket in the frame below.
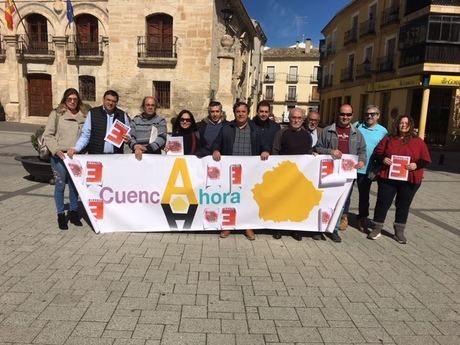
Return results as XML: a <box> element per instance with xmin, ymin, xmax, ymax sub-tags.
<box><xmin>195</xmin><ymin>101</ymin><xmax>227</xmax><ymax>157</ymax></box>
<box><xmin>252</xmin><ymin>100</ymin><xmax>280</xmax><ymax>153</ymax></box>
<box><xmin>212</xmin><ymin>101</ymin><xmax>270</xmax><ymax>240</ymax></box>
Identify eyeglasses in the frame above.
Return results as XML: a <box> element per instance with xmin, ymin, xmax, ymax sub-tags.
<box><xmin>365</xmin><ymin>112</ymin><xmax>379</xmax><ymax>117</ymax></box>
<box><xmin>339</xmin><ymin>112</ymin><xmax>353</xmax><ymax>117</ymax></box>
<box><xmin>308</xmin><ymin>119</ymin><xmax>319</xmax><ymax>122</ymax></box>
<box><xmin>180</xmin><ymin>118</ymin><xmax>192</xmax><ymax>123</ymax></box>
<box><xmin>66</xmin><ymin>97</ymin><xmax>78</xmax><ymax>102</ymax></box>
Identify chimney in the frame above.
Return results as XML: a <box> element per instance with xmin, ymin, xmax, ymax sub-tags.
<box><xmin>305</xmin><ymin>38</ymin><xmax>311</xmax><ymax>54</ymax></box>
<box><xmin>296</xmin><ymin>40</ymin><xmax>300</xmax><ymax>49</ymax></box>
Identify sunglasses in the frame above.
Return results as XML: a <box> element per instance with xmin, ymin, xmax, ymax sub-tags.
<box><xmin>339</xmin><ymin>112</ymin><xmax>353</xmax><ymax>117</ymax></box>
<box><xmin>180</xmin><ymin>118</ymin><xmax>192</xmax><ymax>123</ymax></box>
<box><xmin>365</xmin><ymin>112</ymin><xmax>379</xmax><ymax>117</ymax></box>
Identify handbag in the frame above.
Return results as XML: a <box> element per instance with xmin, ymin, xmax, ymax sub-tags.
<box><xmin>367</xmin><ymin>136</ymin><xmax>388</xmax><ymax>181</ymax></box>
<box><xmin>38</xmin><ymin>133</ymin><xmax>51</xmax><ymax>161</ymax></box>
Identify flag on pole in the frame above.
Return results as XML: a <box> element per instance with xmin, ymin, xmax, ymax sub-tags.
<box><xmin>66</xmin><ymin>0</ymin><xmax>74</xmax><ymax>24</ymax></box>
<box><xmin>5</xmin><ymin>0</ymin><xmax>15</xmax><ymax>31</ymax></box>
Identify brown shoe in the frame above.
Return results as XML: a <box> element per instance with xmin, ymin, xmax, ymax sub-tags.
<box><xmin>220</xmin><ymin>230</ymin><xmax>231</xmax><ymax>238</ymax></box>
<box><xmin>339</xmin><ymin>214</ymin><xmax>348</xmax><ymax>231</ymax></box>
<box><xmin>358</xmin><ymin>217</ymin><xmax>369</xmax><ymax>233</ymax></box>
<box><xmin>245</xmin><ymin>229</ymin><xmax>256</xmax><ymax>241</ymax></box>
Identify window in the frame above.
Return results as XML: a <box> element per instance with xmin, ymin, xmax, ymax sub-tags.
<box><xmin>26</xmin><ymin>14</ymin><xmax>48</xmax><ymax>53</ymax></box>
<box><xmin>79</xmin><ymin>76</ymin><xmax>96</xmax><ymax>101</ymax></box>
<box><xmin>287</xmin><ymin>86</ymin><xmax>296</xmax><ymax>101</ymax></box>
<box><xmin>265</xmin><ymin>66</ymin><xmax>275</xmax><ymax>82</ymax></box>
<box><xmin>288</xmin><ymin>66</ymin><xmax>298</xmax><ymax>82</ymax></box>
<box><xmin>310</xmin><ymin>86</ymin><xmax>320</xmax><ymax>101</ymax></box>
<box><xmin>75</xmin><ymin>14</ymin><xmax>99</xmax><ymax>56</ymax></box>
<box><xmin>312</xmin><ymin>66</ymin><xmax>319</xmax><ymax>82</ymax></box>
<box><xmin>153</xmin><ymin>81</ymin><xmax>170</xmax><ymax>108</ymax></box>
<box><xmin>427</xmin><ymin>16</ymin><xmax>460</xmax><ymax>44</ymax></box>
<box><xmin>146</xmin><ymin>14</ymin><xmax>173</xmax><ymax>57</ymax></box>
<box><xmin>265</xmin><ymin>85</ymin><xmax>273</xmax><ymax>100</ymax></box>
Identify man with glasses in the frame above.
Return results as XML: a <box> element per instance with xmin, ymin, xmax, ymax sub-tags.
<box><xmin>128</xmin><ymin>96</ymin><xmax>167</xmax><ymax>160</ymax></box>
<box><xmin>304</xmin><ymin>110</ymin><xmax>322</xmax><ymax>147</ymax></box>
<box><xmin>315</xmin><ymin>104</ymin><xmax>366</xmax><ymax>242</ymax></box>
<box><xmin>354</xmin><ymin>105</ymin><xmax>388</xmax><ymax>232</ymax></box>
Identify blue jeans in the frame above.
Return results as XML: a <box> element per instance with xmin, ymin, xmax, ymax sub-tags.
<box><xmin>50</xmin><ymin>156</ymin><xmax>79</xmax><ymax>214</ymax></box>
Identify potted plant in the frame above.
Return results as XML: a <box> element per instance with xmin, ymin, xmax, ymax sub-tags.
<box><xmin>15</xmin><ymin>126</ymin><xmax>54</xmax><ymax>184</ymax></box>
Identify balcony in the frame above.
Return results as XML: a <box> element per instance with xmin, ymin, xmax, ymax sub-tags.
<box><xmin>377</xmin><ymin>55</ymin><xmax>395</xmax><ymax>73</ymax></box>
<box><xmin>356</xmin><ymin>62</ymin><xmax>373</xmax><ymax>78</ymax></box>
<box><xmin>340</xmin><ymin>67</ymin><xmax>354</xmax><ymax>82</ymax></box>
<box><xmin>285</xmin><ymin>93</ymin><xmax>297</xmax><ymax>102</ymax></box>
<box><xmin>264</xmin><ymin>93</ymin><xmax>274</xmax><ymax>101</ymax></box>
<box><xmin>264</xmin><ymin>73</ymin><xmax>275</xmax><ymax>83</ymax></box>
<box><xmin>359</xmin><ymin>19</ymin><xmax>376</xmax><ymax>38</ymax></box>
<box><xmin>400</xmin><ymin>44</ymin><xmax>460</xmax><ymax>67</ymax></box>
<box><xmin>16</xmin><ymin>35</ymin><xmax>55</xmax><ymax>62</ymax></box>
<box><xmin>310</xmin><ymin>74</ymin><xmax>319</xmax><ymax>83</ymax></box>
<box><xmin>0</xmin><ymin>36</ymin><xmax>5</xmax><ymax>62</ymax></box>
<box><xmin>381</xmin><ymin>6</ymin><xmax>400</xmax><ymax>27</ymax></box>
<box><xmin>66</xmin><ymin>35</ymin><xmax>104</xmax><ymax>64</ymax></box>
<box><xmin>287</xmin><ymin>74</ymin><xmax>298</xmax><ymax>83</ymax></box>
<box><xmin>137</xmin><ymin>36</ymin><xmax>178</xmax><ymax>67</ymax></box>
<box><xmin>322</xmin><ymin>75</ymin><xmax>333</xmax><ymax>88</ymax></box>
<box><xmin>344</xmin><ymin>28</ymin><xmax>358</xmax><ymax>46</ymax></box>
<box><xmin>309</xmin><ymin>93</ymin><xmax>320</xmax><ymax>102</ymax></box>
<box><xmin>404</xmin><ymin>0</ymin><xmax>460</xmax><ymax>15</ymax></box>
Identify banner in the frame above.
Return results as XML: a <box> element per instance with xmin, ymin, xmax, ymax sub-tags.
<box><xmin>64</xmin><ymin>154</ymin><xmax>357</xmax><ymax>234</ymax></box>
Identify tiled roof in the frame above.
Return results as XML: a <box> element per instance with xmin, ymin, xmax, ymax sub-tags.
<box><xmin>263</xmin><ymin>47</ymin><xmax>320</xmax><ymax>59</ymax></box>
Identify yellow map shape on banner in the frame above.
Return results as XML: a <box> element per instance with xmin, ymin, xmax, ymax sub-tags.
<box><xmin>252</xmin><ymin>161</ymin><xmax>322</xmax><ymax>222</ymax></box>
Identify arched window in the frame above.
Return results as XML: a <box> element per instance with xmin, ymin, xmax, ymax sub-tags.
<box><xmin>146</xmin><ymin>14</ymin><xmax>173</xmax><ymax>57</ymax></box>
<box><xmin>26</xmin><ymin>14</ymin><xmax>48</xmax><ymax>53</ymax></box>
<box><xmin>75</xmin><ymin>14</ymin><xmax>99</xmax><ymax>55</ymax></box>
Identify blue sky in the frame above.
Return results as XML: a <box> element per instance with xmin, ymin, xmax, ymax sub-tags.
<box><xmin>243</xmin><ymin>0</ymin><xmax>350</xmax><ymax>48</ymax></box>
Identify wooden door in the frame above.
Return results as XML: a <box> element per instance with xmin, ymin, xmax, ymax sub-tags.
<box><xmin>27</xmin><ymin>74</ymin><xmax>52</xmax><ymax>117</ymax></box>
<box><xmin>146</xmin><ymin>14</ymin><xmax>173</xmax><ymax>57</ymax></box>
<box><xmin>76</xmin><ymin>15</ymin><xmax>99</xmax><ymax>55</ymax></box>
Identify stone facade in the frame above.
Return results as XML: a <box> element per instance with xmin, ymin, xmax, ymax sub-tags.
<box><xmin>0</xmin><ymin>0</ymin><xmax>266</xmax><ymax>125</ymax></box>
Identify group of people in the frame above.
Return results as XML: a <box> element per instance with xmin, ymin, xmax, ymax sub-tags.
<box><xmin>43</xmin><ymin>88</ymin><xmax>431</xmax><ymax>245</ymax></box>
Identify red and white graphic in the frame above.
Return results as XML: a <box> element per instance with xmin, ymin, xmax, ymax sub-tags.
<box><xmin>206</xmin><ymin>162</ymin><xmax>221</xmax><ymax>188</ymax></box>
<box><xmin>341</xmin><ymin>158</ymin><xmax>356</xmax><ymax>172</ymax></box>
<box><xmin>86</xmin><ymin>161</ymin><xmax>103</xmax><ymax>185</ymax></box>
<box><xmin>321</xmin><ymin>159</ymin><xmax>334</xmax><ymax>178</ymax></box>
<box><xmin>230</xmin><ymin>164</ymin><xmax>242</xmax><ymax>188</ymax></box>
<box><xmin>221</xmin><ymin>207</ymin><xmax>237</xmax><ymax>229</ymax></box>
<box><xmin>104</xmin><ymin>119</ymin><xmax>130</xmax><ymax>148</ymax></box>
<box><xmin>203</xmin><ymin>208</ymin><xmax>220</xmax><ymax>229</ymax></box>
<box><xmin>319</xmin><ymin>158</ymin><xmax>347</xmax><ymax>187</ymax></box>
<box><xmin>166</xmin><ymin>135</ymin><xmax>184</xmax><ymax>155</ymax></box>
<box><xmin>318</xmin><ymin>208</ymin><xmax>333</xmax><ymax>231</ymax></box>
<box><xmin>389</xmin><ymin>155</ymin><xmax>410</xmax><ymax>181</ymax></box>
<box><xmin>68</xmin><ymin>160</ymin><xmax>83</xmax><ymax>177</ymax></box>
<box><xmin>88</xmin><ymin>199</ymin><xmax>104</xmax><ymax>220</ymax></box>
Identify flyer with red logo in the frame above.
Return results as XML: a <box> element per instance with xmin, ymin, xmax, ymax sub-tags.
<box><xmin>104</xmin><ymin>119</ymin><xmax>130</xmax><ymax>148</ymax></box>
<box><xmin>389</xmin><ymin>155</ymin><xmax>410</xmax><ymax>181</ymax></box>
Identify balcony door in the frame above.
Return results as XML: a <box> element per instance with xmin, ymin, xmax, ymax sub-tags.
<box><xmin>75</xmin><ymin>15</ymin><xmax>99</xmax><ymax>56</ymax></box>
<box><xmin>146</xmin><ymin>14</ymin><xmax>173</xmax><ymax>57</ymax></box>
<box><xmin>27</xmin><ymin>14</ymin><xmax>48</xmax><ymax>53</ymax></box>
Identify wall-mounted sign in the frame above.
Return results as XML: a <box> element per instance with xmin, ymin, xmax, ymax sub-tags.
<box><xmin>367</xmin><ymin>76</ymin><xmax>421</xmax><ymax>92</ymax></box>
<box><xmin>429</xmin><ymin>75</ymin><xmax>460</xmax><ymax>87</ymax></box>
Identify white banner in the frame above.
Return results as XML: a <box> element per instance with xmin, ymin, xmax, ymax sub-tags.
<box><xmin>64</xmin><ymin>154</ymin><xmax>357</xmax><ymax>234</ymax></box>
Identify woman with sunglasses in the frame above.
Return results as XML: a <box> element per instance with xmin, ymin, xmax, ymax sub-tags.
<box><xmin>165</xmin><ymin>110</ymin><xmax>199</xmax><ymax>155</ymax></box>
<box><xmin>43</xmin><ymin>88</ymin><xmax>87</xmax><ymax>230</ymax></box>
<box><xmin>368</xmin><ymin>115</ymin><xmax>431</xmax><ymax>244</ymax></box>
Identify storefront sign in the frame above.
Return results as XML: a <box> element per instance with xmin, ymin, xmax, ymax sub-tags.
<box><xmin>367</xmin><ymin>76</ymin><xmax>421</xmax><ymax>92</ymax></box>
<box><xmin>429</xmin><ymin>75</ymin><xmax>460</xmax><ymax>87</ymax></box>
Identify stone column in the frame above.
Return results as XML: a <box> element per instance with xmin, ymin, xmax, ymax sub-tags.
<box><xmin>4</xmin><ymin>35</ymin><xmax>20</xmax><ymax>121</ymax></box>
<box><xmin>53</xmin><ymin>36</ymin><xmax>68</xmax><ymax>98</ymax></box>
<box><xmin>418</xmin><ymin>87</ymin><xmax>430</xmax><ymax>139</ymax></box>
<box><xmin>216</xmin><ymin>34</ymin><xmax>235</xmax><ymax>120</ymax></box>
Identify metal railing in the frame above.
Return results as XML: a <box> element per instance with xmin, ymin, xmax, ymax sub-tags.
<box><xmin>264</xmin><ymin>92</ymin><xmax>274</xmax><ymax>101</ymax></box>
<box><xmin>359</xmin><ymin>19</ymin><xmax>376</xmax><ymax>37</ymax></box>
<box><xmin>264</xmin><ymin>73</ymin><xmax>275</xmax><ymax>83</ymax></box>
<box><xmin>377</xmin><ymin>55</ymin><xmax>395</xmax><ymax>72</ymax></box>
<box><xmin>340</xmin><ymin>66</ymin><xmax>354</xmax><ymax>82</ymax></box>
<box><xmin>287</xmin><ymin>74</ymin><xmax>298</xmax><ymax>83</ymax></box>
<box><xmin>66</xmin><ymin>35</ymin><xmax>104</xmax><ymax>57</ymax></box>
<box><xmin>356</xmin><ymin>62</ymin><xmax>373</xmax><ymax>78</ymax></box>
<box><xmin>344</xmin><ymin>28</ymin><xmax>358</xmax><ymax>45</ymax></box>
<box><xmin>322</xmin><ymin>75</ymin><xmax>333</xmax><ymax>88</ymax></box>
<box><xmin>285</xmin><ymin>93</ymin><xmax>297</xmax><ymax>102</ymax></box>
<box><xmin>16</xmin><ymin>34</ymin><xmax>54</xmax><ymax>55</ymax></box>
<box><xmin>310</xmin><ymin>74</ymin><xmax>319</xmax><ymax>83</ymax></box>
<box><xmin>381</xmin><ymin>6</ymin><xmax>400</xmax><ymax>27</ymax></box>
<box><xmin>137</xmin><ymin>36</ymin><xmax>177</xmax><ymax>58</ymax></box>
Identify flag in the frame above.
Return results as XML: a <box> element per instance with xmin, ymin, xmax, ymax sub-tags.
<box><xmin>5</xmin><ymin>0</ymin><xmax>15</xmax><ymax>31</ymax></box>
<box><xmin>66</xmin><ymin>0</ymin><xmax>74</xmax><ymax>24</ymax></box>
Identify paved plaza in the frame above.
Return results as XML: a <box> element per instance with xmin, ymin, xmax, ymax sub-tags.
<box><xmin>0</xmin><ymin>122</ymin><xmax>459</xmax><ymax>345</ymax></box>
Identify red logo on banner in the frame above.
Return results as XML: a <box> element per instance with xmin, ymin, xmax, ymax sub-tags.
<box><xmin>222</xmin><ymin>207</ymin><xmax>236</xmax><ymax>227</ymax></box>
<box><xmin>230</xmin><ymin>164</ymin><xmax>242</xmax><ymax>185</ymax></box>
<box><xmin>321</xmin><ymin>159</ymin><xmax>334</xmax><ymax>178</ymax></box>
<box><xmin>86</xmin><ymin>161</ymin><xmax>103</xmax><ymax>185</ymax></box>
<box><xmin>88</xmin><ymin>199</ymin><xmax>104</xmax><ymax>220</ymax></box>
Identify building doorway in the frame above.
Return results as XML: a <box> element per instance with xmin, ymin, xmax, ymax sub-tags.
<box><xmin>27</xmin><ymin>74</ymin><xmax>52</xmax><ymax>117</ymax></box>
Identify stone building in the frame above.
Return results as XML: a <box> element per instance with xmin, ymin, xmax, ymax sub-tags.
<box><xmin>319</xmin><ymin>0</ymin><xmax>460</xmax><ymax>149</ymax></box>
<box><xmin>0</xmin><ymin>0</ymin><xmax>266</xmax><ymax>125</ymax></box>
<box><xmin>262</xmin><ymin>40</ymin><xmax>320</xmax><ymax>123</ymax></box>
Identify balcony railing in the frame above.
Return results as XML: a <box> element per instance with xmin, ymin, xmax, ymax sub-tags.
<box><xmin>344</xmin><ymin>28</ymin><xmax>358</xmax><ymax>45</ymax></box>
<box><xmin>137</xmin><ymin>36</ymin><xmax>177</xmax><ymax>58</ymax></box>
<box><xmin>264</xmin><ymin>93</ymin><xmax>274</xmax><ymax>101</ymax></box>
<box><xmin>285</xmin><ymin>93</ymin><xmax>297</xmax><ymax>102</ymax></box>
<box><xmin>287</xmin><ymin>74</ymin><xmax>298</xmax><ymax>83</ymax></box>
<box><xmin>340</xmin><ymin>67</ymin><xmax>354</xmax><ymax>82</ymax></box>
<box><xmin>264</xmin><ymin>74</ymin><xmax>275</xmax><ymax>83</ymax></box>
<box><xmin>400</xmin><ymin>44</ymin><xmax>460</xmax><ymax>67</ymax></box>
<box><xmin>359</xmin><ymin>19</ymin><xmax>376</xmax><ymax>37</ymax></box>
<box><xmin>66</xmin><ymin>35</ymin><xmax>104</xmax><ymax>58</ymax></box>
<box><xmin>309</xmin><ymin>93</ymin><xmax>320</xmax><ymax>102</ymax></box>
<box><xmin>322</xmin><ymin>75</ymin><xmax>333</xmax><ymax>88</ymax></box>
<box><xmin>356</xmin><ymin>62</ymin><xmax>373</xmax><ymax>78</ymax></box>
<box><xmin>381</xmin><ymin>6</ymin><xmax>400</xmax><ymax>27</ymax></box>
<box><xmin>16</xmin><ymin>34</ymin><xmax>54</xmax><ymax>56</ymax></box>
<box><xmin>377</xmin><ymin>55</ymin><xmax>395</xmax><ymax>72</ymax></box>
<box><xmin>310</xmin><ymin>74</ymin><xmax>319</xmax><ymax>83</ymax></box>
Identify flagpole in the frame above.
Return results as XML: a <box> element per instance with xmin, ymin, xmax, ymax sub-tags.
<box><xmin>10</xmin><ymin>0</ymin><xmax>29</xmax><ymax>37</ymax></box>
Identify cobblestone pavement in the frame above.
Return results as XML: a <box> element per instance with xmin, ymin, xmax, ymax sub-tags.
<box><xmin>0</xmin><ymin>123</ymin><xmax>459</xmax><ymax>345</ymax></box>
